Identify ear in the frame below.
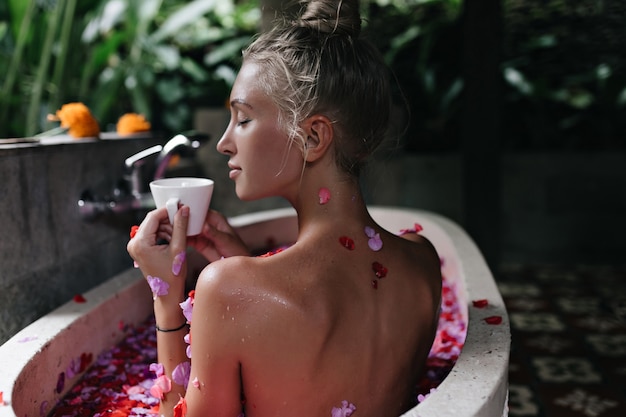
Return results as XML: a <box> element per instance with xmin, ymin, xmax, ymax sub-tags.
<box><xmin>302</xmin><ymin>114</ymin><xmax>334</xmax><ymax>163</ymax></box>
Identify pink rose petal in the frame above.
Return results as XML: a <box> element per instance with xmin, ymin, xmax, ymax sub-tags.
<box><xmin>365</xmin><ymin>227</ymin><xmax>383</xmax><ymax>251</ymax></box>
<box><xmin>318</xmin><ymin>187</ymin><xmax>331</xmax><ymax>204</ymax></box>
<box><xmin>180</xmin><ymin>296</ymin><xmax>193</xmax><ymax>323</ymax></box>
<box><xmin>150</xmin><ymin>374</ymin><xmax>172</xmax><ymax>399</ymax></box>
<box><xmin>147</xmin><ymin>275</ymin><xmax>169</xmax><ymax>299</ymax></box>
<box><xmin>149</xmin><ymin>363</ymin><xmax>164</xmax><ymax>377</ymax></box>
<box><xmin>331</xmin><ymin>400</ymin><xmax>356</xmax><ymax>417</ymax></box>
<box><xmin>172</xmin><ymin>361</ymin><xmax>191</xmax><ymax>389</ymax></box>
<box><xmin>172</xmin><ymin>251</ymin><xmax>186</xmax><ymax>276</ymax></box>
<box><xmin>368</xmin><ymin>234</ymin><xmax>383</xmax><ymax>251</ymax></box>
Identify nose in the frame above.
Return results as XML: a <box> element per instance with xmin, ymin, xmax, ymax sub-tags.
<box><xmin>216</xmin><ymin>122</ymin><xmax>234</xmax><ymax>155</ymax></box>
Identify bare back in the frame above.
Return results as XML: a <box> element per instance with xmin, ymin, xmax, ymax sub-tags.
<box><xmin>192</xmin><ymin>222</ymin><xmax>442</xmax><ymax>417</ymax></box>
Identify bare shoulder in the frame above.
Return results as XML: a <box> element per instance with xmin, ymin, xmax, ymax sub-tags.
<box><xmin>194</xmin><ymin>255</ymin><xmax>300</xmax><ymax>324</ymax></box>
<box><xmin>394</xmin><ymin>230</ymin><xmax>440</xmax><ymax>270</ymax></box>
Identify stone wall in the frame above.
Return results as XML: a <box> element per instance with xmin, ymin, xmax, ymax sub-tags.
<box><xmin>0</xmin><ymin>137</ymin><xmax>161</xmax><ymax>344</ymax></box>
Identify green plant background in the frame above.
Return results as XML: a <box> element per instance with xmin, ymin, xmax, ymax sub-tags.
<box><xmin>1</xmin><ymin>0</ymin><xmax>624</xmax><ymax>150</ymax></box>
<box><xmin>0</xmin><ymin>0</ymin><xmax>259</xmax><ymax>138</ymax></box>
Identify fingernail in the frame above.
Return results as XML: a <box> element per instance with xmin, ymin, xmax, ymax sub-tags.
<box><xmin>182</xmin><ymin>206</ymin><xmax>190</xmax><ymax>217</ymax></box>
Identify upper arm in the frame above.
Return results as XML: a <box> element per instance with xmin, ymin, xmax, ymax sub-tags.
<box><xmin>184</xmin><ymin>261</ymin><xmax>245</xmax><ymax>417</ymax></box>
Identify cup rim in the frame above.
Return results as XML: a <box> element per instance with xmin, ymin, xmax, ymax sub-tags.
<box><xmin>150</xmin><ymin>177</ymin><xmax>214</xmax><ymax>188</ymax></box>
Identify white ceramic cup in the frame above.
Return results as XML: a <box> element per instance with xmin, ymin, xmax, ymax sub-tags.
<box><xmin>149</xmin><ymin>177</ymin><xmax>214</xmax><ymax>236</ymax></box>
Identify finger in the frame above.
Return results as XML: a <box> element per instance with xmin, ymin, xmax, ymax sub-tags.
<box><xmin>170</xmin><ymin>205</ymin><xmax>190</xmax><ymax>253</ymax></box>
<box><xmin>206</xmin><ymin>209</ymin><xmax>231</xmax><ymax>231</ymax></box>
<box><xmin>135</xmin><ymin>208</ymin><xmax>169</xmax><ymax>239</ymax></box>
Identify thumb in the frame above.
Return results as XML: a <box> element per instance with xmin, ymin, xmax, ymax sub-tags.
<box><xmin>171</xmin><ymin>205</ymin><xmax>190</xmax><ymax>252</ymax></box>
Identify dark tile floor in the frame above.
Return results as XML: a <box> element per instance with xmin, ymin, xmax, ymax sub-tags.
<box><xmin>499</xmin><ymin>263</ymin><xmax>626</xmax><ymax>417</ymax></box>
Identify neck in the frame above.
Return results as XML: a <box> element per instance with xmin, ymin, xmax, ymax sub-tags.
<box><xmin>289</xmin><ymin>164</ymin><xmax>372</xmax><ymax>238</ymax></box>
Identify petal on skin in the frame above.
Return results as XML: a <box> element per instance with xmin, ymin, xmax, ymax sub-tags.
<box><xmin>146</xmin><ymin>276</ymin><xmax>169</xmax><ymax>299</ymax></box>
<box><xmin>192</xmin><ymin>377</ymin><xmax>200</xmax><ymax>389</ymax></box>
<box><xmin>368</xmin><ymin>233</ymin><xmax>383</xmax><ymax>251</ymax></box>
<box><xmin>172</xmin><ymin>251</ymin><xmax>186</xmax><ymax>276</ymax></box>
<box><xmin>150</xmin><ymin>375</ymin><xmax>171</xmax><ymax>399</ymax></box>
<box><xmin>180</xmin><ymin>296</ymin><xmax>193</xmax><ymax>323</ymax></box>
<box><xmin>318</xmin><ymin>187</ymin><xmax>331</xmax><ymax>205</ymax></box>
<box><xmin>149</xmin><ymin>363</ymin><xmax>164</xmax><ymax>377</ymax></box>
<box><xmin>364</xmin><ymin>226</ymin><xmax>376</xmax><ymax>238</ymax></box>
<box><xmin>173</xmin><ymin>396</ymin><xmax>187</xmax><ymax>417</ymax></box>
<box><xmin>372</xmin><ymin>261</ymin><xmax>388</xmax><ymax>278</ymax></box>
<box><xmin>184</xmin><ymin>333</ymin><xmax>192</xmax><ymax>358</ymax></box>
<box><xmin>149</xmin><ymin>384</ymin><xmax>163</xmax><ymax>400</ymax></box>
<box><xmin>331</xmin><ymin>400</ymin><xmax>356</xmax><ymax>417</ymax></box>
<box><xmin>130</xmin><ymin>225</ymin><xmax>139</xmax><ymax>238</ymax></box>
<box><xmin>172</xmin><ymin>361</ymin><xmax>191</xmax><ymax>389</ymax></box>
<box><xmin>339</xmin><ymin>236</ymin><xmax>355</xmax><ymax>250</ymax></box>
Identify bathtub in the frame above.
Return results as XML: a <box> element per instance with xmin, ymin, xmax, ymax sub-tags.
<box><xmin>0</xmin><ymin>206</ymin><xmax>509</xmax><ymax>417</ymax></box>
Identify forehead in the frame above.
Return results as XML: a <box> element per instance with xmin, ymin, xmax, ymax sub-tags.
<box><xmin>231</xmin><ymin>61</ymin><xmax>265</xmax><ymax>101</ymax></box>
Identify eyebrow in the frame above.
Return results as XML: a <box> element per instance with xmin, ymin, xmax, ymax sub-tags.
<box><xmin>230</xmin><ymin>98</ymin><xmax>253</xmax><ymax>109</ymax></box>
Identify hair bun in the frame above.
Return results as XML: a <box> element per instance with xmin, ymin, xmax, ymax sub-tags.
<box><xmin>298</xmin><ymin>0</ymin><xmax>361</xmax><ymax>37</ymax></box>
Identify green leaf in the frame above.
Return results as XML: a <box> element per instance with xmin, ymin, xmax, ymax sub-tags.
<box><xmin>152</xmin><ymin>44</ymin><xmax>181</xmax><ymax>70</ymax></box>
<box><xmin>151</xmin><ymin>0</ymin><xmax>217</xmax><ymax>43</ymax></box>
<box><xmin>203</xmin><ymin>36</ymin><xmax>249</xmax><ymax>67</ymax></box>
<box><xmin>180</xmin><ymin>57</ymin><xmax>209</xmax><ymax>83</ymax></box>
<box><xmin>503</xmin><ymin>67</ymin><xmax>534</xmax><ymax>96</ymax></box>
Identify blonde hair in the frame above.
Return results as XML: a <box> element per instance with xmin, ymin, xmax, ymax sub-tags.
<box><xmin>243</xmin><ymin>0</ymin><xmax>391</xmax><ymax>177</ymax></box>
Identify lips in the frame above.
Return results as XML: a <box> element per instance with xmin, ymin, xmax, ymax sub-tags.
<box><xmin>227</xmin><ymin>162</ymin><xmax>241</xmax><ymax>179</ymax></box>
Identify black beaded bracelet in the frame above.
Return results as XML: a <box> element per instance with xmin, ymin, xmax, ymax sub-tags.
<box><xmin>155</xmin><ymin>321</ymin><xmax>189</xmax><ymax>333</ymax></box>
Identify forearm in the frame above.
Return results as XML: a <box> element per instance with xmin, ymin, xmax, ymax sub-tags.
<box><xmin>154</xmin><ymin>292</ymin><xmax>190</xmax><ymax>416</ymax></box>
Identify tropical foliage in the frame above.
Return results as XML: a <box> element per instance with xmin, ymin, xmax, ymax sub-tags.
<box><xmin>0</xmin><ymin>0</ymin><xmax>260</xmax><ymax>138</ymax></box>
<box><xmin>1</xmin><ymin>0</ymin><xmax>624</xmax><ymax>149</ymax></box>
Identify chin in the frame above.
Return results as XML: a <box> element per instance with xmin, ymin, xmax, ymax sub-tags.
<box><xmin>235</xmin><ymin>187</ymin><xmax>264</xmax><ymax>202</ymax></box>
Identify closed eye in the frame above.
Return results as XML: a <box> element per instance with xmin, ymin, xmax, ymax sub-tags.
<box><xmin>237</xmin><ymin>119</ymin><xmax>251</xmax><ymax>127</ymax></box>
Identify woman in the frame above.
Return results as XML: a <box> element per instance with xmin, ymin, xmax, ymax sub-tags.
<box><xmin>127</xmin><ymin>1</ymin><xmax>442</xmax><ymax>416</ymax></box>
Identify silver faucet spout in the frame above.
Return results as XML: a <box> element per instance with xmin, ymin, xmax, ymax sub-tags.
<box><xmin>154</xmin><ymin>134</ymin><xmax>201</xmax><ymax>179</ymax></box>
<box><xmin>124</xmin><ymin>145</ymin><xmax>162</xmax><ymax>169</ymax></box>
<box><xmin>78</xmin><ymin>132</ymin><xmax>208</xmax><ymax>224</ymax></box>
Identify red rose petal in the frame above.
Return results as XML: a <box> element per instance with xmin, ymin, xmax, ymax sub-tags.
<box><xmin>472</xmin><ymin>299</ymin><xmax>488</xmax><ymax>308</ymax></box>
<box><xmin>339</xmin><ymin>236</ymin><xmax>355</xmax><ymax>250</ymax></box>
<box><xmin>173</xmin><ymin>396</ymin><xmax>187</xmax><ymax>417</ymax></box>
<box><xmin>484</xmin><ymin>315</ymin><xmax>502</xmax><ymax>325</ymax></box>
<box><xmin>130</xmin><ymin>225</ymin><xmax>139</xmax><ymax>238</ymax></box>
<box><xmin>73</xmin><ymin>294</ymin><xmax>86</xmax><ymax>303</ymax></box>
<box><xmin>372</xmin><ymin>261</ymin><xmax>388</xmax><ymax>278</ymax></box>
